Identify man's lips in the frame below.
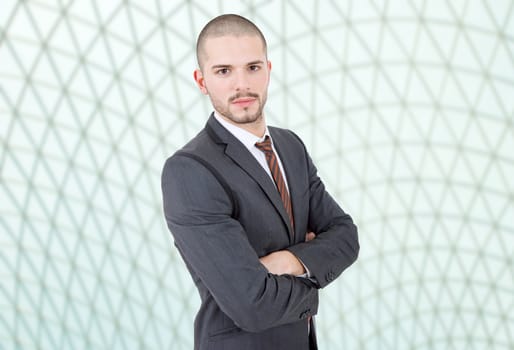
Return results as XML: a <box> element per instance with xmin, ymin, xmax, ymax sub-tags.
<box><xmin>231</xmin><ymin>97</ymin><xmax>256</xmax><ymax>107</ymax></box>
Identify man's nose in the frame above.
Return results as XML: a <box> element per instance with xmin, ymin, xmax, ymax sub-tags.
<box><xmin>233</xmin><ymin>70</ymin><xmax>250</xmax><ymax>91</ymax></box>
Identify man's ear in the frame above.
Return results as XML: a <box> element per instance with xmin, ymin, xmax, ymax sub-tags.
<box><xmin>193</xmin><ymin>69</ymin><xmax>208</xmax><ymax>95</ymax></box>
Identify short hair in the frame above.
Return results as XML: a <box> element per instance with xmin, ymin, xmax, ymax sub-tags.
<box><xmin>196</xmin><ymin>14</ymin><xmax>268</xmax><ymax>68</ymax></box>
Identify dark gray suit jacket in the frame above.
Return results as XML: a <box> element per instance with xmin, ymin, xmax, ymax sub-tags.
<box><xmin>162</xmin><ymin>115</ymin><xmax>359</xmax><ymax>349</ymax></box>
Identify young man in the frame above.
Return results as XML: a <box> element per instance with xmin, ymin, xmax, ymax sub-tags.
<box><xmin>161</xmin><ymin>14</ymin><xmax>359</xmax><ymax>350</ymax></box>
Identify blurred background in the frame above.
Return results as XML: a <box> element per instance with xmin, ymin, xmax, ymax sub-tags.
<box><xmin>1</xmin><ymin>0</ymin><xmax>513</xmax><ymax>349</ymax></box>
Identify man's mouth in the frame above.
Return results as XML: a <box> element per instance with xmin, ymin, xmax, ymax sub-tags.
<box><xmin>231</xmin><ymin>96</ymin><xmax>257</xmax><ymax>108</ymax></box>
<box><xmin>232</xmin><ymin>97</ymin><xmax>255</xmax><ymax>107</ymax></box>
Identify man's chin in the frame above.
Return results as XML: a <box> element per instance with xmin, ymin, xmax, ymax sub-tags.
<box><xmin>226</xmin><ymin>112</ymin><xmax>262</xmax><ymax>125</ymax></box>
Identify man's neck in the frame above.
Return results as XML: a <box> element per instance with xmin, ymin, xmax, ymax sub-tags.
<box><xmin>215</xmin><ymin>112</ymin><xmax>266</xmax><ymax>138</ymax></box>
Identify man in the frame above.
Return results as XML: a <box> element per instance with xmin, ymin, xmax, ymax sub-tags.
<box><xmin>161</xmin><ymin>14</ymin><xmax>359</xmax><ymax>350</ymax></box>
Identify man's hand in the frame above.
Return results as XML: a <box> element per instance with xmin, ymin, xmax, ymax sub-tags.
<box><xmin>259</xmin><ymin>250</ymin><xmax>305</xmax><ymax>276</ymax></box>
<box><xmin>259</xmin><ymin>232</ymin><xmax>316</xmax><ymax>275</ymax></box>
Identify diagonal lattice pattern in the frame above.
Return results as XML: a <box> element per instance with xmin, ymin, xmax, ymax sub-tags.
<box><xmin>1</xmin><ymin>1</ymin><xmax>513</xmax><ymax>349</ymax></box>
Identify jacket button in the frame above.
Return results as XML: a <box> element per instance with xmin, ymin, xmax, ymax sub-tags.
<box><xmin>299</xmin><ymin>309</ymin><xmax>311</xmax><ymax>319</ymax></box>
<box><xmin>326</xmin><ymin>271</ymin><xmax>335</xmax><ymax>281</ymax></box>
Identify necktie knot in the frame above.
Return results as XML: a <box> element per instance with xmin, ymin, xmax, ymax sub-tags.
<box><xmin>255</xmin><ymin>136</ymin><xmax>273</xmax><ymax>154</ymax></box>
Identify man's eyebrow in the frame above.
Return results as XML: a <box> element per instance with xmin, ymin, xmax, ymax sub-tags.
<box><xmin>211</xmin><ymin>64</ymin><xmax>232</xmax><ymax>70</ymax></box>
<box><xmin>247</xmin><ymin>60</ymin><xmax>265</xmax><ymax>66</ymax></box>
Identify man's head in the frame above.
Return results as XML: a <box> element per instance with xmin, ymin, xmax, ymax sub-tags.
<box><xmin>193</xmin><ymin>14</ymin><xmax>272</xmax><ymax>136</ymax></box>
<box><xmin>196</xmin><ymin>14</ymin><xmax>267</xmax><ymax>69</ymax></box>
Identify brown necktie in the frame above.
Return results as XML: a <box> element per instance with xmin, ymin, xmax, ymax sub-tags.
<box><xmin>255</xmin><ymin>136</ymin><xmax>295</xmax><ymax>233</ymax></box>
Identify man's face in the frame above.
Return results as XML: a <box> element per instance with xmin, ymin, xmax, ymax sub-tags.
<box><xmin>194</xmin><ymin>35</ymin><xmax>271</xmax><ymax>127</ymax></box>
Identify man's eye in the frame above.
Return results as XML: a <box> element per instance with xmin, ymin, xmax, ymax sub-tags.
<box><xmin>217</xmin><ymin>68</ymin><xmax>229</xmax><ymax>75</ymax></box>
<box><xmin>249</xmin><ymin>65</ymin><xmax>260</xmax><ymax>71</ymax></box>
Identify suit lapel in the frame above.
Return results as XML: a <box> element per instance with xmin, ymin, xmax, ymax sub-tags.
<box><xmin>206</xmin><ymin>115</ymin><xmax>294</xmax><ymax>241</ymax></box>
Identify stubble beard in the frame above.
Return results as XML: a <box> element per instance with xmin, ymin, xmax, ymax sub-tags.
<box><xmin>212</xmin><ymin>92</ymin><xmax>267</xmax><ymax>125</ymax></box>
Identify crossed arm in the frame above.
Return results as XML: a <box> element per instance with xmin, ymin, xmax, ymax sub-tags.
<box><xmin>162</xmin><ymin>155</ymin><xmax>320</xmax><ymax>332</ymax></box>
<box><xmin>163</xmin><ymin>148</ymin><xmax>358</xmax><ymax>330</ymax></box>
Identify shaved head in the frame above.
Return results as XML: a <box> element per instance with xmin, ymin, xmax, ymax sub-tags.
<box><xmin>196</xmin><ymin>14</ymin><xmax>267</xmax><ymax>69</ymax></box>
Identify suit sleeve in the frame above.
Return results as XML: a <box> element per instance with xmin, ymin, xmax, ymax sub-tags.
<box><xmin>162</xmin><ymin>154</ymin><xmax>318</xmax><ymax>332</ymax></box>
<box><xmin>287</xmin><ymin>145</ymin><xmax>360</xmax><ymax>289</ymax></box>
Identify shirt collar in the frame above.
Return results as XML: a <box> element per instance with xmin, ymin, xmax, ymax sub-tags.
<box><xmin>214</xmin><ymin>112</ymin><xmax>271</xmax><ymax>150</ymax></box>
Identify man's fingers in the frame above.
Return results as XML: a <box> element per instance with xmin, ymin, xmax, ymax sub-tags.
<box><xmin>305</xmin><ymin>232</ymin><xmax>316</xmax><ymax>242</ymax></box>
